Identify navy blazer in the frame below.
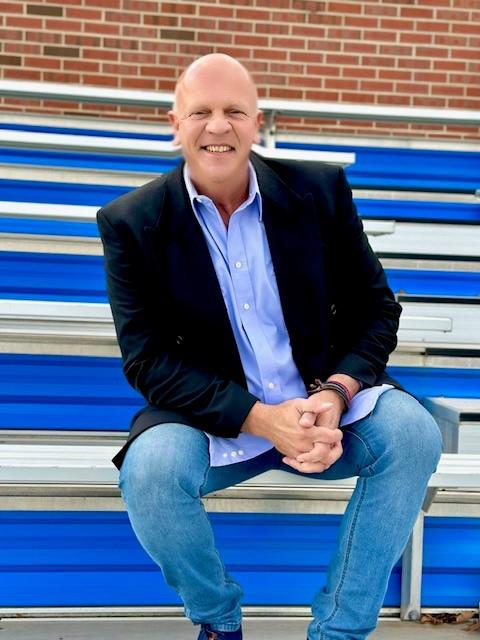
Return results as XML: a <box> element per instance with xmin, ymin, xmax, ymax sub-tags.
<box><xmin>97</xmin><ymin>153</ymin><xmax>402</xmax><ymax>469</ymax></box>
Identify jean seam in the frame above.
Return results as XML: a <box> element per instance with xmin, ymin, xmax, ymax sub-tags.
<box><xmin>316</xmin><ymin>477</ymin><xmax>368</xmax><ymax>639</ymax></box>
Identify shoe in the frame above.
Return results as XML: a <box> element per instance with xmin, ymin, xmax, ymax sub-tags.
<box><xmin>197</xmin><ymin>623</ymin><xmax>243</xmax><ymax>639</ymax></box>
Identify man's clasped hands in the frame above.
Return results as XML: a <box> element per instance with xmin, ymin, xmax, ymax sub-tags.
<box><xmin>242</xmin><ymin>390</ymin><xmax>345</xmax><ymax>474</ymax></box>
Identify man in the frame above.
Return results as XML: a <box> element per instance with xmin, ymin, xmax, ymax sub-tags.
<box><xmin>97</xmin><ymin>54</ymin><xmax>442</xmax><ymax>640</ymax></box>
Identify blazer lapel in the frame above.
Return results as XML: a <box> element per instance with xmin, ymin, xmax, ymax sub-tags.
<box><xmin>252</xmin><ymin>154</ymin><xmax>329</xmax><ymax>355</ymax></box>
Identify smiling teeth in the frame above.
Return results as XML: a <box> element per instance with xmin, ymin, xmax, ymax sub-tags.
<box><xmin>205</xmin><ymin>145</ymin><xmax>232</xmax><ymax>152</ymax></box>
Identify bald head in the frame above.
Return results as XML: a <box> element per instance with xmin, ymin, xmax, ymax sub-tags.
<box><xmin>173</xmin><ymin>54</ymin><xmax>258</xmax><ymax>115</ymax></box>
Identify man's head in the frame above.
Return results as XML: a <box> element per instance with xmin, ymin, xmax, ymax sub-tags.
<box><xmin>168</xmin><ymin>54</ymin><xmax>262</xmax><ymax>192</ymax></box>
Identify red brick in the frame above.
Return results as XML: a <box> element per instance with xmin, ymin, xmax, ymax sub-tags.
<box><xmin>451</xmin><ymin>21</ymin><xmax>480</xmax><ymax>34</ymax></box>
<box><xmin>341</xmin><ymin>91</ymin><xmax>378</xmax><ymax>103</ymax></box>
<box><xmin>270</xmin><ymin>10</ymin><xmax>306</xmax><ymax>23</ymax></box>
<box><xmin>145</xmin><ymin>14</ymin><xmax>178</xmax><ymax>26</ymax></box>
<box><xmin>360</xmin><ymin>80</ymin><xmax>393</xmax><ymax>92</ymax></box>
<box><xmin>45</xmin><ymin>19</ymin><xmax>79</xmax><ymax>31</ymax></box>
<box><xmin>400</xmin><ymin>6</ymin><xmax>434</xmax><ymax>18</ymax></box>
<box><xmin>5</xmin><ymin>42</ymin><xmax>41</xmax><ymax>54</ymax></box>
<box><xmin>254</xmin><ymin>72</ymin><xmax>287</xmax><ymax>85</ymax></box>
<box><xmin>434</xmin><ymin>34</ymin><xmax>469</xmax><ymax>47</ymax></box>
<box><xmin>380</xmin><ymin>18</ymin><xmax>414</xmax><ymax>30</ymax></box>
<box><xmin>269</xmin><ymin>87</ymin><xmax>303</xmax><ymax>99</ymax></box>
<box><xmin>344</xmin><ymin>16</ymin><xmax>378</xmax><ymax>28</ymax></box>
<box><xmin>161</xmin><ymin>1</ymin><xmax>196</xmax><ymax>13</ymax></box>
<box><xmin>0</xmin><ymin>28</ymin><xmax>26</xmax><ymax>40</ymax></box>
<box><xmin>122</xmin><ymin>25</ymin><xmax>158</xmax><ymax>38</ymax></box>
<box><xmin>416</xmin><ymin>47</ymin><xmax>448</xmax><ymax>58</ymax></box>
<box><xmin>417</xmin><ymin>20</ymin><xmax>450</xmax><ymax>32</ymax></box>
<box><xmin>342</xmin><ymin>66</ymin><xmax>373</xmax><ymax>79</ymax></box>
<box><xmin>364</xmin><ymin>4</ymin><xmax>398</xmax><ymax>16</ymax></box>
<box><xmin>3</xmin><ymin>68</ymin><xmax>41</xmax><ymax>80</ymax></box>
<box><xmin>234</xmin><ymin>33</ymin><xmax>268</xmax><ymax>46</ymax></box>
<box><xmin>42</xmin><ymin>71</ymin><xmax>81</xmax><ymax>82</ymax></box>
<box><xmin>414</xmin><ymin>71</ymin><xmax>448</xmax><ymax>83</ymax></box>
<box><xmin>27</xmin><ymin>30</ymin><xmax>63</xmax><ymax>43</ymax></box>
<box><xmin>452</xmin><ymin>47</ymin><xmax>480</xmax><ymax>60</ymax></box>
<box><xmin>363</xmin><ymin>29</ymin><xmax>397</xmax><ymax>42</ymax></box>
<box><xmin>122</xmin><ymin>0</ymin><xmax>159</xmax><ymax>10</ymax></box>
<box><xmin>198</xmin><ymin>5</ymin><xmax>233</xmax><ymax>18</ymax></box>
<box><xmin>347</xmin><ymin>42</ymin><xmax>377</xmax><ymax>54</ymax></box>
<box><xmin>236</xmin><ymin>8</ymin><xmax>271</xmax><ymax>20</ymax></box>
<box><xmin>309</xmin><ymin>13</ymin><xmax>342</xmax><ymax>25</ymax></box>
<box><xmin>103</xmin><ymin>37</ymin><xmax>139</xmax><ymax>49</ymax></box>
<box><xmin>398</xmin><ymin>58</ymin><xmax>431</xmax><ymax>69</ymax></box>
<box><xmin>307</xmin><ymin>64</ymin><xmax>341</xmax><ymax>76</ymax></box>
<box><xmin>66</xmin><ymin>7</ymin><xmax>102</xmax><ymax>19</ymax></box>
<box><xmin>0</xmin><ymin>3</ymin><xmax>24</xmax><ymax>13</ymax></box>
<box><xmin>198</xmin><ymin>31</ymin><xmax>232</xmax><ymax>44</ymax></box>
<box><xmin>105</xmin><ymin>10</ymin><xmax>141</xmax><ymax>22</ymax></box>
<box><xmin>377</xmin><ymin>94</ymin><xmax>412</xmax><ymax>106</ymax></box>
<box><xmin>84</xmin><ymin>0</ymin><xmax>119</xmax><ymax>7</ymax></box>
<box><xmin>436</xmin><ymin>8</ymin><xmax>471</xmax><ymax>20</ymax></box>
<box><xmin>121</xmin><ymin>51</ymin><xmax>157</xmax><ymax>64</ymax></box>
<box><xmin>290</xmin><ymin>51</ymin><xmax>323</xmax><ymax>63</ymax></box>
<box><xmin>396</xmin><ymin>82</ymin><xmax>430</xmax><ymax>94</ymax></box>
<box><xmin>143</xmin><ymin>39</ymin><xmax>176</xmax><ymax>52</ymax></box>
<box><xmin>290</xmin><ymin>74</ymin><xmax>323</xmax><ymax>88</ymax></box>
<box><xmin>84</xmin><ymin>22</ymin><xmax>120</xmax><ymax>35</ymax></box>
<box><xmin>84</xmin><ymin>48</ymin><xmax>118</xmax><ymax>61</ymax></box>
<box><xmin>308</xmin><ymin>38</ymin><xmax>341</xmax><ymax>51</ymax></box>
<box><xmin>399</xmin><ymin>32</ymin><xmax>433</xmax><ymax>44</ymax></box>
<box><xmin>466</xmin><ymin>87</ymin><xmax>480</xmax><ymax>98</ymax></box>
<box><xmin>304</xmin><ymin>90</ymin><xmax>339</xmax><ymax>101</ymax></box>
<box><xmin>326</xmin><ymin>27</ymin><xmax>361</xmax><ymax>39</ymax></box>
<box><xmin>412</xmin><ymin>96</ymin><xmax>447</xmax><ymax>108</ymax></box>
<box><xmin>161</xmin><ymin>28</ymin><xmax>194</xmax><ymax>40</ymax></box>
<box><xmin>434</xmin><ymin>60</ymin><xmax>467</xmax><ymax>71</ymax></box>
<box><xmin>432</xmin><ymin>84</ymin><xmax>467</xmax><ymax>96</ymax></box>
<box><xmin>183</xmin><ymin>17</ymin><xmax>220</xmax><ymax>29</ymax></box>
<box><xmin>271</xmin><ymin>62</ymin><xmax>304</xmax><ymax>73</ymax></box>
<box><xmin>66</xmin><ymin>35</ymin><xmax>101</xmax><ymax>47</ymax></box>
<box><xmin>102</xmin><ymin>63</ymin><xmax>138</xmax><ymax>75</ymax></box>
<box><xmin>6</xmin><ymin>16</ymin><xmax>43</xmax><ymax>28</ymax></box>
<box><xmin>83</xmin><ymin>73</ymin><xmax>119</xmax><ymax>86</ymax></box>
<box><xmin>449</xmin><ymin>72</ymin><xmax>478</xmax><ymax>84</ymax></box>
<box><xmin>379</xmin><ymin>45</ymin><xmax>413</xmax><ymax>56</ymax></box>
<box><xmin>64</xmin><ymin>59</ymin><xmax>100</xmax><ymax>72</ymax></box>
<box><xmin>138</xmin><ymin>64</ymin><xmax>176</xmax><ymax>78</ymax></box>
<box><xmin>454</xmin><ymin>0</ymin><xmax>480</xmax><ymax>7</ymax></box>
<box><xmin>327</xmin><ymin>1</ymin><xmax>361</xmax><ymax>13</ymax></box>
<box><xmin>25</xmin><ymin>56</ymin><xmax>61</xmax><ymax>69</ymax></box>
<box><xmin>325</xmin><ymin>53</ymin><xmax>360</xmax><ymax>65</ymax></box>
<box><xmin>449</xmin><ymin>98</ymin><xmax>479</xmax><ymax>108</ymax></box>
<box><xmin>257</xmin><ymin>22</ymin><xmax>289</xmax><ymax>34</ymax></box>
<box><xmin>360</xmin><ymin>55</ymin><xmax>396</xmax><ymax>68</ymax></box>
<box><xmin>378</xmin><ymin>69</ymin><xmax>412</xmax><ymax>81</ymax></box>
<box><xmin>325</xmin><ymin>78</ymin><xmax>359</xmax><ymax>90</ymax></box>
<box><xmin>271</xmin><ymin>36</ymin><xmax>305</xmax><ymax>49</ymax></box>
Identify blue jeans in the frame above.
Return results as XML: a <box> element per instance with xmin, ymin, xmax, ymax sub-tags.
<box><xmin>119</xmin><ymin>390</ymin><xmax>442</xmax><ymax>639</ymax></box>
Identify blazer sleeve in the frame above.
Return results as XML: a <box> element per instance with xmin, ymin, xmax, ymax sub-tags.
<box><xmin>327</xmin><ymin>168</ymin><xmax>402</xmax><ymax>386</ymax></box>
<box><xmin>97</xmin><ymin>208</ymin><xmax>258</xmax><ymax>438</ymax></box>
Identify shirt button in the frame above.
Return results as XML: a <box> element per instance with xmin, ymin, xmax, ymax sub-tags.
<box><xmin>243</xmin><ymin>303</ymin><xmax>250</xmax><ymax>310</ymax></box>
<box><xmin>231</xmin><ymin>451</ymin><xmax>237</xmax><ymax>457</ymax></box>
<box><xmin>238</xmin><ymin>450</ymin><xmax>244</xmax><ymax>455</ymax></box>
<box><xmin>268</xmin><ymin>382</ymin><xmax>275</xmax><ymax>390</ymax></box>
<box><xmin>235</xmin><ymin>261</ymin><xmax>242</xmax><ymax>269</ymax></box>
<box><xmin>223</xmin><ymin>452</ymin><xmax>228</xmax><ymax>458</ymax></box>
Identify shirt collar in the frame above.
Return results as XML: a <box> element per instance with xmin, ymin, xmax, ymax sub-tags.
<box><xmin>183</xmin><ymin>161</ymin><xmax>262</xmax><ymax>221</ymax></box>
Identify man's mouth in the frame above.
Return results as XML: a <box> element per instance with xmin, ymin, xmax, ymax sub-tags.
<box><xmin>201</xmin><ymin>145</ymin><xmax>235</xmax><ymax>153</ymax></box>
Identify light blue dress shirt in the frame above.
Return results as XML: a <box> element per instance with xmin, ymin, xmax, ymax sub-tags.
<box><xmin>183</xmin><ymin>163</ymin><xmax>306</xmax><ymax>465</ymax></box>
<box><xmin>183</xmin><ymin>163</ymin><xmax>388</xmax><ymax>466</ymax></box>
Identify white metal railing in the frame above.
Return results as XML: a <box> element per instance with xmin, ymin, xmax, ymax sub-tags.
<box><xmin>1</xmin><ymin>80</ymin><xmax>479</xmax><ymax>148</ymax></box>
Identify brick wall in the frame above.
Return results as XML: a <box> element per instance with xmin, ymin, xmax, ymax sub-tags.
<box><xmin>0</xmin><ymin>0</ymin><xmax>479</xmax><ymax>140</ymax></box>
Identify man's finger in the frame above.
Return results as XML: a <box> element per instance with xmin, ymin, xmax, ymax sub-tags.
<box><xmin>298</xmin><ymin>411</ymin><xmax>316</xmax><ymax>428</ymax></box>
<box><xmin>298</xmin><ymin>398</ymin><xmax>333</xmax><ymax>415</ymax></box>
<box><xmin>282</xmin><ymin>457</ymin><xmax>328</xmax><ymax>474</ymax></box>
<box><xmin>311</xmin><ymin>426</ymin><xmax>343</xmax><ymax>445</ymax></box>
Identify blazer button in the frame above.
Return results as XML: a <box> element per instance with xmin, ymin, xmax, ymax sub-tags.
<box><xmin>330</xmin><ymin>304</ymin><xmax>337</xmax><ymax>315</ymax></box>
<box><xmin>176</xmin><ymin>335</ymin><xmax>184</xmax><ymax>345</ymax></box>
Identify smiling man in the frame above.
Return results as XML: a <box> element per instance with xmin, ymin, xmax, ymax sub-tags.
<box><xmin>97</xmin><ymin>54</ymin><xmax>442</xmax><ymax>640</ymax></box>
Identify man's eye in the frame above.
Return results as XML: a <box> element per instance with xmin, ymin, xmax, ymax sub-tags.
<box><xmin>191</xmin><ymin>111</ymin><xmax>207</xmax><ymax>118</ymax></box>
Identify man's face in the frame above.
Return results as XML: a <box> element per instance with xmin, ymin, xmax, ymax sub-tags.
<box><xmin>168</xmin><ymin>60</ymin><xmax>262</xmax><ymax>190</ymax></box>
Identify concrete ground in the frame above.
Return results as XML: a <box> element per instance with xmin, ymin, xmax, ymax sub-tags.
<box><xmin>0</xmin><ymin>617</ymin><xmax>476</xmax><ymax>640</ymax></box>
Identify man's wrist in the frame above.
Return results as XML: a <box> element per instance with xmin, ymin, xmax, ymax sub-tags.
<box><xmin>241</xmin><ymin>401</ymin><xmax>268</xmax><ymax>437</ymax></box>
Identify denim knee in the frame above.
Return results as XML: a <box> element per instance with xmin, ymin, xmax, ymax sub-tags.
<box><xmin>369</xmin><ymin>390</ymin><xmax>443</xmax><ymax>475</ymax></box>
<box><xmin>119</xmin><ymin>423</ymin><xmax>210</xmax><ymax>505</ymax></box>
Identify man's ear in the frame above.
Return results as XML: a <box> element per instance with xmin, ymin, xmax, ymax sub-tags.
<box><xmin>253</xmin><ymin>110</ymin><xmax>263</xmax><ymax>144</ymax></box>
<box><xmin>168</xmin><ymin>110</ymin><xmax>181</xmax><ymax>146</ymax></box>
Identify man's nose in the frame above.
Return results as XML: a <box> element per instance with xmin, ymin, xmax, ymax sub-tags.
<box><xmin>205</xmin><ymin>113</ymin><xmax>232</xmax><ymax>135</ymax></box>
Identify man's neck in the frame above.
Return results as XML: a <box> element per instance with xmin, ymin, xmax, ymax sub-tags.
<box><xmin>189</xmin><ymin>168</ymin><xmax>250</xmax><ymax>226</ymax></box>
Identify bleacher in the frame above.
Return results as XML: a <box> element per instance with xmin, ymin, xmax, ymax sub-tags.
<box><xmin>0</xmin><ymin>84</ymin><xmax>479</xmax><ymax>621</ymax></box>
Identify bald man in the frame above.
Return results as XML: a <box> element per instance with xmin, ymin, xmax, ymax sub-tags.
<box><xmin>97</xmin><ymin>54</ymin><xmax>442</xmax><ymax>640</ymax></box>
